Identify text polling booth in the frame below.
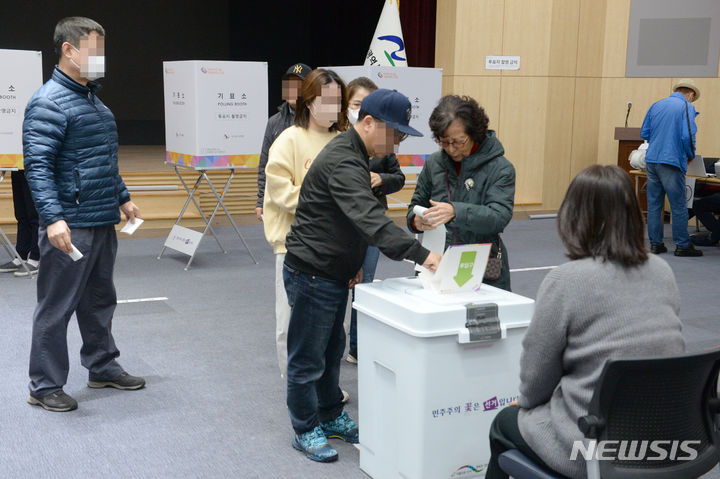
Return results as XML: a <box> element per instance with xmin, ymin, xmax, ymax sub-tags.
<box><xmin>160</xmin><ymin>61</ymin><xmax>267</xmax><ymax>269</ymax></box>
<box><xmin>0</xmin><ymin>49</ymin><xmax>42</xmax><ymax>274</ymax></box>
<box><xmin>324</xmin><ymin>66</ymin><xmax>442</xmax><ymax>209</ymax></box>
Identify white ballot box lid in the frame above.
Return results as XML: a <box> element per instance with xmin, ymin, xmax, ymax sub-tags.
<box><xmin>354</xmin><ymin>277</ymin><xmax>533</xmax><ymax>340</ymax></box>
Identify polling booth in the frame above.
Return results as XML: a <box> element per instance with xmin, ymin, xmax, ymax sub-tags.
<box><xmin>324</xmin><ymin>65</ymin><xmax>442</xmax><ymax>175</ymax></box>
<box><xmin>159</xmin><ymin>60</ymin><xmax>267</xmax><ymax>269</ymax></box>
<box><xmin>353</xmin><ymin>244</ymin><xmax>535</xmax><ymax>479</ymax></box>
<box><xmin>0</xmin><ymin>49</ymin><xmax>42</xmax><ymax>274</ymax></box>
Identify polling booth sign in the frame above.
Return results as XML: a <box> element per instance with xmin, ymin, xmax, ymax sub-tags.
<box><xmin>0</xmin><ymin>49</ymin><xmax>42</xmax><ymax>169</ymax></box>
<box><xmin>159</xmin><ymin>61</ymin><xmax>267</xmax><ymax>269</ymax></box>
<box><xmin>162</xmin><ymin>60</ymin><xmax>267</xmax><ymax>169</ymax></box>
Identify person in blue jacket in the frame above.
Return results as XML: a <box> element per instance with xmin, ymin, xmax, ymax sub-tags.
<box><xmin>23</xmin><ymin>17</ymin><xmax>145</xmax><ymax>412</ymax></box>
<box><xmin>641</xmin><ymin>79</ymin><xmax>702</xmax><ymax>257</ymax></box>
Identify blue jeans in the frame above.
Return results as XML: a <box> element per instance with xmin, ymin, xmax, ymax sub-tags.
<box><xmin>349</xmin><ymin>245</ymin><xmax>380</xmax><ymax>351</ymax></box>
<box><xmin>283</xmin><ymin>264</ymin><xmax>348</xmax><ymax>434</ymax></box>
<box><xmin>646</xmin><ymin>162</ymin><xmax>690</xmax><ymax>247</ymax></box>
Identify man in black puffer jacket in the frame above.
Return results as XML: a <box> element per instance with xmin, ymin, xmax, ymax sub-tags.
<box><xmin>23</xmin><ymin>17</ymin><xmax>145</xmax><ymax>413</ymax></box>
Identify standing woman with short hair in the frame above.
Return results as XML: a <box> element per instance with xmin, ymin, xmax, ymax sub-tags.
<box><xmin>408</xmin><ymin>95</ymin><xmax>515</xmax><ymax>290</ymax></box>
<box><xmin>344</xmin><ymin>76</ymin><xmax>405</xmax><ymax>364</ymax></box>
<box><xmin>263</xmin><ymin>69</ymin><xmax>348</xmax><ymax>379</ymax></box>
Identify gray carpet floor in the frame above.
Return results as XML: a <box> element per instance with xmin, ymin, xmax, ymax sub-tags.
<box><xmin>0</xmin><ymin>218</ymin><xmax>717</xmax><ymax>478</ymax></box>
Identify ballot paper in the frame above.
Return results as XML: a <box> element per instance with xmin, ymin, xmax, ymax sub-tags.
<box><xmin>418</xmin><ymin>243</ymin><xmax>492</xmax><ymax>293</ymax></box>
<box><xmin>120</xmin><ymin>218</ymin><xmax>144</xmax><ymax>235</ymax></box>
<box><xmin>68</xmin><ymin>244</ymin><xmax>83</xmax><ymax>261</ymax></box>
<box><xmin>413</xmin><ymin>205</ymin><xmax>447</xmax><ymax>272</ymax></box>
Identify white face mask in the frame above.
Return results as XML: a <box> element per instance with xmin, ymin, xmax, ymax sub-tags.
<box><xmin>347</xmin><ymin>108</ymin><xmax>359</xmax><ymax>125</ymax></box>
<box><xmin>393</xmin><ymin>142</ymin><xmax>400</xmax><ymax>154</ymax></box>
<box><xmin>71</xmin><ymin>45</ymin><xmax>105</xmax><ymax>80</ymax></box>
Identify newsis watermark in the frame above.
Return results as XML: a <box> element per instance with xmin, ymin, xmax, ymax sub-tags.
<box><xmin>570</xmin><ymin>440</ymin><xmax>702</xmax><ymax>461</ymax></box>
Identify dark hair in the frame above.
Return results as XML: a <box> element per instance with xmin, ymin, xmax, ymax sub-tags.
<box><xmin>346</xmin><ymin>77</ymin><xmax>378</xmax><ymax>103</ymax></box>
<box><xmin>557</xmin><ymin>165</ymin><xmax>648</xmax><ymax>266</ymax></box>
<box><xmin>675</xmin><ymin>87</ymin><xmax>694</xmax><ymax>96</ymax></box>
<box><xmin>54</xmin><ymin>17</ymin><xmax>105</xmax><ymax>56</ymax></box>
<box><xmin>294</xmin><ymin>68</ymin><xmax>348</xmax><ymax>132</ymax></box>
<box><xmin>428</xmin><ymin>95</ymin><xmax>489</xmax><ymax>144</ymax></box>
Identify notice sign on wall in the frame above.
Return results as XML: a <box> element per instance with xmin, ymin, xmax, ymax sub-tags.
<box><xmin>163</xmin><ymin>60</ymin><xmax>268</xmax><ymax>169</ymax></box>
<box><xmin>485</xmin><ymin>56</ymin><xmax>520</xmax><ymax>70</ymax></box>
<box><xmin>0</xmin><ymin>49</ymin><xmax>42</xmax><ymax>169</ymax></box>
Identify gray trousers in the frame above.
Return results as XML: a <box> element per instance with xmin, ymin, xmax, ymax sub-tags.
<box><xmin>28</xmin><ymin>225</ymin><xmax>124</xmax><ymax>397</ymax></box>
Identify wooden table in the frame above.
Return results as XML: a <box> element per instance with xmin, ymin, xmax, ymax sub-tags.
<box><xmin>629</xmin><ymin>169</ymin><xmax>720</xmax><ymax>222</ymax></box>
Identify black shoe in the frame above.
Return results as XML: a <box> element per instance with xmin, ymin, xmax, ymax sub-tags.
<box><xmin>88</xmin><ymin>372</ymin><xmax>146</xmax><ymax>390</ymax></box>
<box><xmin>690</xmin><ymin>233</ymin><xmax>719</xmax><ymax>247</ymax></box>
<box><xmin>27</xmin><ymin>389</ymin><xmax>78</xmax><ymax>412</ymax></box>
<box><xmin>650</xmin><ymin>243</ymin><xmax>667</xmax><ymax>254</ymax></box>
<box><xmin>674</xmin><ymin>244</ymin><xmax>704</xmax><ymax>257</ymax></box>
<box><xmin>0</xmin><ymin>260</ymin><xmax>20</xmax><ymax>273</ymax></box>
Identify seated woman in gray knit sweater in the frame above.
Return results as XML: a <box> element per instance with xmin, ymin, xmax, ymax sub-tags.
<box><xmin>485</xmin><ymin>165</ymin><xmax>685</xmax><ymax>479</ymax></box>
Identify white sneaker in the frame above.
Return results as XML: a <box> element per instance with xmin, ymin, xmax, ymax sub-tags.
<box><xmin>341</xmin><ymin>389</ymin><xmax>350</xmax><ymax>404</ymax></box>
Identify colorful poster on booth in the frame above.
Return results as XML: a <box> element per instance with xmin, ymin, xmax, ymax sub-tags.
<box><xmin>0</xmin><ymin>49</ymin><xmax>43</xmax><ymax>170</ymax></box>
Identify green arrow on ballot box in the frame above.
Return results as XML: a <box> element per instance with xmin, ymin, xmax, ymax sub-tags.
<box><xmin>453</xmin><ymin>251</ymin><xmax>477</xmax><ymax>287</ymax></box>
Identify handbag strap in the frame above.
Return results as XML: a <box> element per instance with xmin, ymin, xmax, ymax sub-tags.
<box><xmin>685</xmin><ymin>100</ymin><xmax>695</xmax><ymax>157</ymax></box>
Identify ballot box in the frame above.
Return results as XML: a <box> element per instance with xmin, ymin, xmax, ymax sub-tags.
<box><xmin>353</xmin><ymin>277</ymin><xmax>534</xmax><ymax>479</ymax></box>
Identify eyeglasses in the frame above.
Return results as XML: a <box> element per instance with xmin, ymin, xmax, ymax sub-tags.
<box><xmin>436</xmin><ymin>136</ymin><xmax>470</xmax><ymax>148</ymax></box>
<box><xmin>375</xmin><ymin>119</ymin><xmax>409</xmax><ymax>143</ymax></box>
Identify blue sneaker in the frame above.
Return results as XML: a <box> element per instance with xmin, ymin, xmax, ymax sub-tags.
<box><xmin>321</xmin><ymin>411</ymin><xmax>359</xmax><ymax>443</ymax></box>
<box><xmin>292</xmin><ymin>426</ymin><xmax>338</xmax><ymax>462</ymax></box>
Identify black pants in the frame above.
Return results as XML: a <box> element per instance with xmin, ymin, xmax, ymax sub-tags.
<box><xmin>694</xmin><ymin>192</ymin><xmax>720</xmax><ymax>243</ymax></box>
<box><xmin>11</xmin><ymin>170</ymin><xmax>39</xmax><ymax>261</ymax></box>
<box><xmin>486</xmin><ymin>406</ymin><xmax>555</xmax><ymax>479</ymax></box>
<box><xmin>28</xmin><ymin>226</ymin><xmax>124</xmax><ymax>397</ymax></box>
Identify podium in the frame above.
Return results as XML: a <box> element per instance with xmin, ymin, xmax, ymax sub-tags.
<box><xmin>615</xmin><ymin>127</ymin><xmax>647</xmax><ymax>213</ymax></box>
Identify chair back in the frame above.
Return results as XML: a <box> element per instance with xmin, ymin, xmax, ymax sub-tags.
<box><xmin>579</xmin><ymin>349</ymin><xmax>720</xmax><ymax>479</ymax></box>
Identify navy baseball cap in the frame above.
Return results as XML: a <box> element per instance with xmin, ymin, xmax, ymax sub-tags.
<box><xmin>283</xmin><ymin>63</ymin><xmax>312</xmax><ymax>80</ymax></box>
<box><xmin>361</xmin><ymin>89</ymin><xmax>423</xmax><ymax>137</ymax></box>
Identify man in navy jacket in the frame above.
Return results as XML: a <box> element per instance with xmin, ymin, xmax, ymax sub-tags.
<box><xmin>23</xmin><ymin>17</ymin><xmax>145</xmax><ymax>412</ymax></box>
<box><xmin>641</xmin><ymin>79</ymin><xmax>703</xmax><ymax>257</ymax></box>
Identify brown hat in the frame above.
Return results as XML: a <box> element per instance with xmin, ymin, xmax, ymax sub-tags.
<box><xmin>673</xmin><ymin>78</ymin><xmax>700</xmax><ymax>102</ymax></box>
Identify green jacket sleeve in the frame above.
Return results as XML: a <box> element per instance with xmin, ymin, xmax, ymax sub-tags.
<box><xmin>406</xmin><ymin>162</ymin><xmax>433</xmax><ymax>233</ymax></box>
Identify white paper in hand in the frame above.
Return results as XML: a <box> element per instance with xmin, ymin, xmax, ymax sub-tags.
<box><xmin>420</xmin><ymin>243</ymin><xmax>492</xmax><ymax>293</ymax></box>
<box><xmin>68</xmin><ymin>244</ymin><xmax>83</xmax><ymax>261</ymax></box>
<box><xmin>120</xmin><ymin>218</ymin><xmax>144</xmax><ymax>235</ymax></box>
<box><xmin>413</xmin><ymin>205</ymin><xmax>428</xmax><ymax>218</ymax></box>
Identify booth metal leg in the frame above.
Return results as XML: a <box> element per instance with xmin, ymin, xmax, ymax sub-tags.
<box><xmin>157</xmin><ymin>167</ymin><xmax>226</xmax><ymax>261</ymax></box>
<box><xmin>202</xmin><ymin>170</ymin><xmax>258</xmax><ymax>264</ymax></box>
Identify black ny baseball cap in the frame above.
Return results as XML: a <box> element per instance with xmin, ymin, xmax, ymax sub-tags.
<box><xmin>360</xmin><ymin>89</ymin><xmax>423</xmax><ymax>137</ymax></box>
<box><xmin>283</xmin><ymin>63</ymin><xmax>312</xmax><ymax>80</ymax></box>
